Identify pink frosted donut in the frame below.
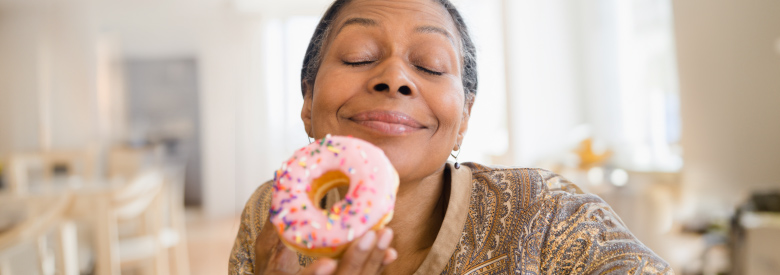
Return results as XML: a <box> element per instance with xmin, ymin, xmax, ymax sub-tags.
<box><xmin>270</xmin><ymin>134</ymin><xmax>399</xmax><ymax>258</ymax></box>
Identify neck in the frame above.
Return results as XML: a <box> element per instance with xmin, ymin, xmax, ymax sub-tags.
<box><xmin>388</xmin><ymin>164</ymin><xmax>450</xmax><ymax>255</ymax></box>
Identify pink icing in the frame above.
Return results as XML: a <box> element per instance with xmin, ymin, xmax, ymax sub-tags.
<box><xmin>269</xmin><ymin>135</ymin><xmax>398</xmax><ymax>251</ymax></box>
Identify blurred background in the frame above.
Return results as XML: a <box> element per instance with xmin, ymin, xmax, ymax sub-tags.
<box><xmin>0</xmin><ymin>0</ymin><xmax>779</xmax><ymax>274</ymax></box>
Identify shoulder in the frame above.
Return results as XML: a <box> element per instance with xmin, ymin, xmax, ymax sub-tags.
<box><xmin>246</xmin><ymin>180</ymin><xmax>275</xmax><ymax>224</ymax></box>
<box><xmin>538</xmin><ymin>187</ymin><xmax>673</xmax><ymax>273</ymax></box>
<box><xmin>240</xmin><ymin>180</ymin><xmax>275</xmax><ymax>241</ymax></box>
<box><xmin>228</xmin><ymin>180</ymin><xmax>274</xmax><ymax>275</ymax></box>
<box><xmin>463</xmin><ymin>162</ymin><xmax>583</xmax><ymax>200</ymax></box>
<box><xmin>462</xmin><ymin>162</ymin><xmax>603</xmax><ymax>233</ymax></box>
<box><xmin>460</xmin><ymin>163</ymin><xmax>672</xmax><ymax>273</ymax></box>
<box><xmin>443</xmin><ymin>163</ymin><xmax>592</xmax><ymax>273</ymax></box>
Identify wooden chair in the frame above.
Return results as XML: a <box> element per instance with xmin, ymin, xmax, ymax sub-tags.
<box><xmin>5</xmin><ymin>150</ymin><xmax>96</xmax><ymax>195</ymax></box>
<box><xmin>75</xmin><ymin>169</ymin><xmax>189</xmax><ymax>275</ymax></box>
<box><xmin>159</xmin><ymin>168</ymin><xmax>191</xmax><ymax>275</ymax></box>
<box><xmin>108</xmin><ymin>146</ymin><xmax>162</xmax><ymax>182</ymax></box>
<box><xmin>2</xmin><ymin>149</ymin><xmax>190</xmax><ymax>275</ymax></box>
<box><xmin>0</xmin><ymin>193</ymin><xmax>78</xmax><ymax>275</ymax></box>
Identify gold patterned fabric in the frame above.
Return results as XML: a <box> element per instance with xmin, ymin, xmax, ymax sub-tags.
<box><xmin>229</xmin><ymin>162</ymin><xmax>673</xmax><ymax>274</ymax></box>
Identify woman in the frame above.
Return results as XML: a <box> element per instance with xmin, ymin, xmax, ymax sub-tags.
<box><xmin>230</xmin><ymin>0</ymin><xmax>672</xmax><ymax>274</ymax></box>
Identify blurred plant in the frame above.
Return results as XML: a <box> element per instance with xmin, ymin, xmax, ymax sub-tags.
<box><xmin>575</xmin><ymin>138</ymin><xmax>612</xmax><ymax>169</ymax></box>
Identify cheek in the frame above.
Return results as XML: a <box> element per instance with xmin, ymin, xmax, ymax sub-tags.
<box><xmin>314</xmin><ymin>64</ymin><xmax>362</xmax><ymax>97</ymax></box>
<box><xmin>427</xmin><ymin>81</ymin><xmax>465</xmax><ymax>133</ymax></box>
<box><xmin>310</xmin><ymin>68</ymin><xmax>360</xmax><ymax>122</ymax></box>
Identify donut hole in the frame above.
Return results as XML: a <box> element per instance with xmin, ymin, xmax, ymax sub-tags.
<box><xmin>309</xmin><ymin>170</ymin><xmax>350</xmax><ymax>210</ymax></box>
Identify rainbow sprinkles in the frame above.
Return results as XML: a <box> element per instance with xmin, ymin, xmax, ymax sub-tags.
<box><xmin>269</xmin><ymin>134</ymin><xmax>399</xmax><ymax>257</ymax></box>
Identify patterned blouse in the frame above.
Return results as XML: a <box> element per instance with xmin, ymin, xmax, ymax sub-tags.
<box><xmin>229</xmin><ymin>162</ymin><xmax>673</xmax><ymax>274</ymax></box>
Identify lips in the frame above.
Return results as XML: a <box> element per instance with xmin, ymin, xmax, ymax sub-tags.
<box><xmin>349</xmin><ymin>110</ymin><xmax>426</xmax><ymax>135</ymax></box>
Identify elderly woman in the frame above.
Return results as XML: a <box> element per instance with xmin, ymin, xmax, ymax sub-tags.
<box><xmin>229</xmin><ymin>0</ymin><xmax>672</xmax><ymax>274</ymax></box>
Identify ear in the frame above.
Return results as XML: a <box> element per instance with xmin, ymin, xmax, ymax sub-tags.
<box><xmin>454</xmin><ymin>94</ymin><xmax>474</xmax><ymax>151</ymax></box>
<box><xmin>301</xmin><ymin>81</ymin><xmax>314</xmax><ymax>138</ymax></box>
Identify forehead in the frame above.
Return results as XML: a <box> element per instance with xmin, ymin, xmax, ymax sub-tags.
<box><xmin>332</xmin><ymin>0</ymin><xmax>459</xmax><ymax>40</ymax></box>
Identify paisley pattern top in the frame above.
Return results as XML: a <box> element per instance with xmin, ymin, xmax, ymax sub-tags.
<box><xmin>229</xmin><ymin>162</ymin><xmax>673</xmax><ymax>274</ymax></box>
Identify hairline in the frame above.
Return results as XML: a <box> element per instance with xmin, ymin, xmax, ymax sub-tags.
<box><xmin>303</xmin><ymin>0</ymin><xmax>477</xmax><ymax>99</ymax></box>
<box><xmin>333</xmin><ymin>16</ymin><xmax>458</xmax><ymax>49</ymax></box>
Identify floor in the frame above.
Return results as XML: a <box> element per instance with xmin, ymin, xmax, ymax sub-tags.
<box><xmin>185</xmin><ymin>209</ymin><xmax>241</xmax><ymax>275</ymax></box>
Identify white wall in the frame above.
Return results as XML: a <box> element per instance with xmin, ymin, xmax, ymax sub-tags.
<box><xmin>673</xmin><ymin>0</ymin><xmax>780</xmax><ymax>211</ymax></box>
<box><xmin>0</xmin><ymin>0</ymin><xmax>268</xmax><ymax>217</ymax></box>
<box><xmin>0</xmin><ymin>6</ymin><xmax>41</xmax><ymax>156</ymax></box>
<box><xmin>94</xmin><ymin>2</ymin><xmax>335</xmax><ymax>217</ymax></box>
<box><xmin>502</xmin><ymin>0</ymin><xmax>585</xmax><ymax>166</ymax></box>
<box><xmin>0</xmin><ymin>2</ymin><xmax>98</xmax><ymax>157</ymax></box>
<box><xmin>198</xmin><ymin>11</ymin><xmax>262</xmax><ymax>217</ymax></box>
<box><xmin>91</xmin><ymin>1</ymin><xmax>270</xmax><ymax>217</ymax></box>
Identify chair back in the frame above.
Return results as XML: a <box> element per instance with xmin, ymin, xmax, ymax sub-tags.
<box><xmin>108</xmin><ymin>147</ymin><xmax>162</xmax><ymax>181</ymax></box>
<box><xmin>0</xmin><ymin>193</ymin><xmax>78</xmax><ymax>275</ymax></box>
<box><xmin>5</xmin><ymin>150</ymin><xmax>96</xmax><ymax>195</ymax></box>
<box><xmin>112</xmin><ymin>170</ymin><xmax>164</xmax><ymax>221</ymax></box>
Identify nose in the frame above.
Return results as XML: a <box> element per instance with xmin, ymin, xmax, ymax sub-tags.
<box><xmin>367</xmin><ymin>58</ymin><xmax>416</xmax><ymax>97</ymax></box>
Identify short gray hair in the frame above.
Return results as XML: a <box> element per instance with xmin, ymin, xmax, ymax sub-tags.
<box><xmin>300</xmin><ymin>0</ymin><xmax>478</xmax><ymax>102</ymax></box>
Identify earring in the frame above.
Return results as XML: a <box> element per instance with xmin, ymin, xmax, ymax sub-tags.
<box><xmin>308</xmin><ymin>125</ymin><xmax>314</xmax><ymax>144</ymax></box>
<box><xmin>451</xmin><ymin>143</ymin><xmax>462</xmax><ymax>169</ymax></box>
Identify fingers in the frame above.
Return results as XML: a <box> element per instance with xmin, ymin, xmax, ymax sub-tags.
<box><xmin>267</xmin><ymin>241</ymin><xmax>301</xmax><ymax>274</ymax></box>
<box><xmin>258</xmin><ymin>225</ymin><xmax>397</xmax><ymax>275</ymax></box>
<box><xmin>332</xmin><ymin>229</ymin><xmax>397</xmax><ymax>275</ymax></box>
<box><xmin>360</xmin><ymin>228</ymin><xmax>395</xmax><ymax>274</ymax></box>
<box><xmin>298</xmin><ymin>259</ymin><xmax>337</xmax><ymax>275</ymax></box>
<box><xmin>335</xmin><ymin>230</ymin><xmax>377</xmax><ymax>274</ymax></box>
<box><xmin>255</xmin><ymin>216</ymin><xmax>302</xmax><ymax>274</ymax></box>
<box><xmin>383</xmin><ymin>248</ymin><xmax>398</xmax><ymax>266</ymax></box>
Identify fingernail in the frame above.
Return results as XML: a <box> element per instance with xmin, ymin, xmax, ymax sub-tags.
<box><xmin>377</xmin><ymin>228</ymin><xmax>393</xmax><ymax>249</ymax></box>
<box><xmin>359</xmin><ymin>230</ymin><xmax>376</xmax><ymax>251</ymax></box>
<box><xmin>383</xmin><ymin>248</ymin><xmax>398</xmax><ymax>265</ymax></box>
<box><xmin>315</xmin><ymin>260</ymin><xmax>336</xmax><ymax>275</ymax></box>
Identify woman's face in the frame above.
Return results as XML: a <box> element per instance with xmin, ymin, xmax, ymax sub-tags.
<box><xmin>302</xmin><ymin>0</ymin><xmax>471</xmax><ymax>183</ymax></box>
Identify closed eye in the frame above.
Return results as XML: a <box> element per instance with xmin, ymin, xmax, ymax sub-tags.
<box><xmin>415</xmin><ymin>65</ymin><xmax>443</xmax><ymax>76</ymax></box>
<box><xmin>343</xmin><ymin>60</ymin><xmax>443</xmax><ymax>76</ymax></box>
<box><xmin>343</xmin><ymin>60</ymin><xmax>375</xmax><ymax>67</ymax></box>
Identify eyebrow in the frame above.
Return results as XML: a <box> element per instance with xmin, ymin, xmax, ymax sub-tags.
<box><xmin>414</xmin><ymin>25</ymin><xmax>455</xmax><ymax>44</ymax></box>
<box><xmin>336</xmin><ymin>17</ymin><xmax>379</xmax><ymax>35</ymax></box>
<box><xmin>335</xmin><ymin>17</ymin><xmax>455</xmax><ymax>44</ymax></box>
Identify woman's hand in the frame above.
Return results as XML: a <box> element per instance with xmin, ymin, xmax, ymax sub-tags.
<box><xmin>255</xmin><ymin>217</ymin><xmax>398</xmax><ymax>275</ymax></box>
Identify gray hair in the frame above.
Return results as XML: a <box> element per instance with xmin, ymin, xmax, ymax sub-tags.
<box><xmin>300</xmin><ymin>0</ymin><xmax>478</xmax><ymax>103</ymax></box>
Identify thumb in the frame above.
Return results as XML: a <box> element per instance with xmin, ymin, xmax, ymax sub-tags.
<box><xmin>298</xmin><ymin>258</ymin><xmax>337</xmax><ymax>275</ymax></box>
<box><xmin>255</xmin><ymin>217</ymin><xmax>282</xmax><ymax>272</ymax></box>
<box><xmin>267</xmin><ymin>241</ymin><xmax>301</xmax><ymax>273</ymax></box>
<box><xmin>256</xmin><ymin>217</ymin><xmax>300</xmax><ymax>274</ymax></box>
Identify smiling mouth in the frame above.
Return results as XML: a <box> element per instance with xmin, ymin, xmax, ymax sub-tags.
<box><xmin>349</xmin><ymin>110</ymin><xmax>426</xmax><ymax>135</ymax></box>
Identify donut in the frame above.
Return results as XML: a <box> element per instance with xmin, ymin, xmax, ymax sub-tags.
<box><xmin>269</xmin><ymin>134</ymin><xmax>399</xmax><ymax>258</ymax></box>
